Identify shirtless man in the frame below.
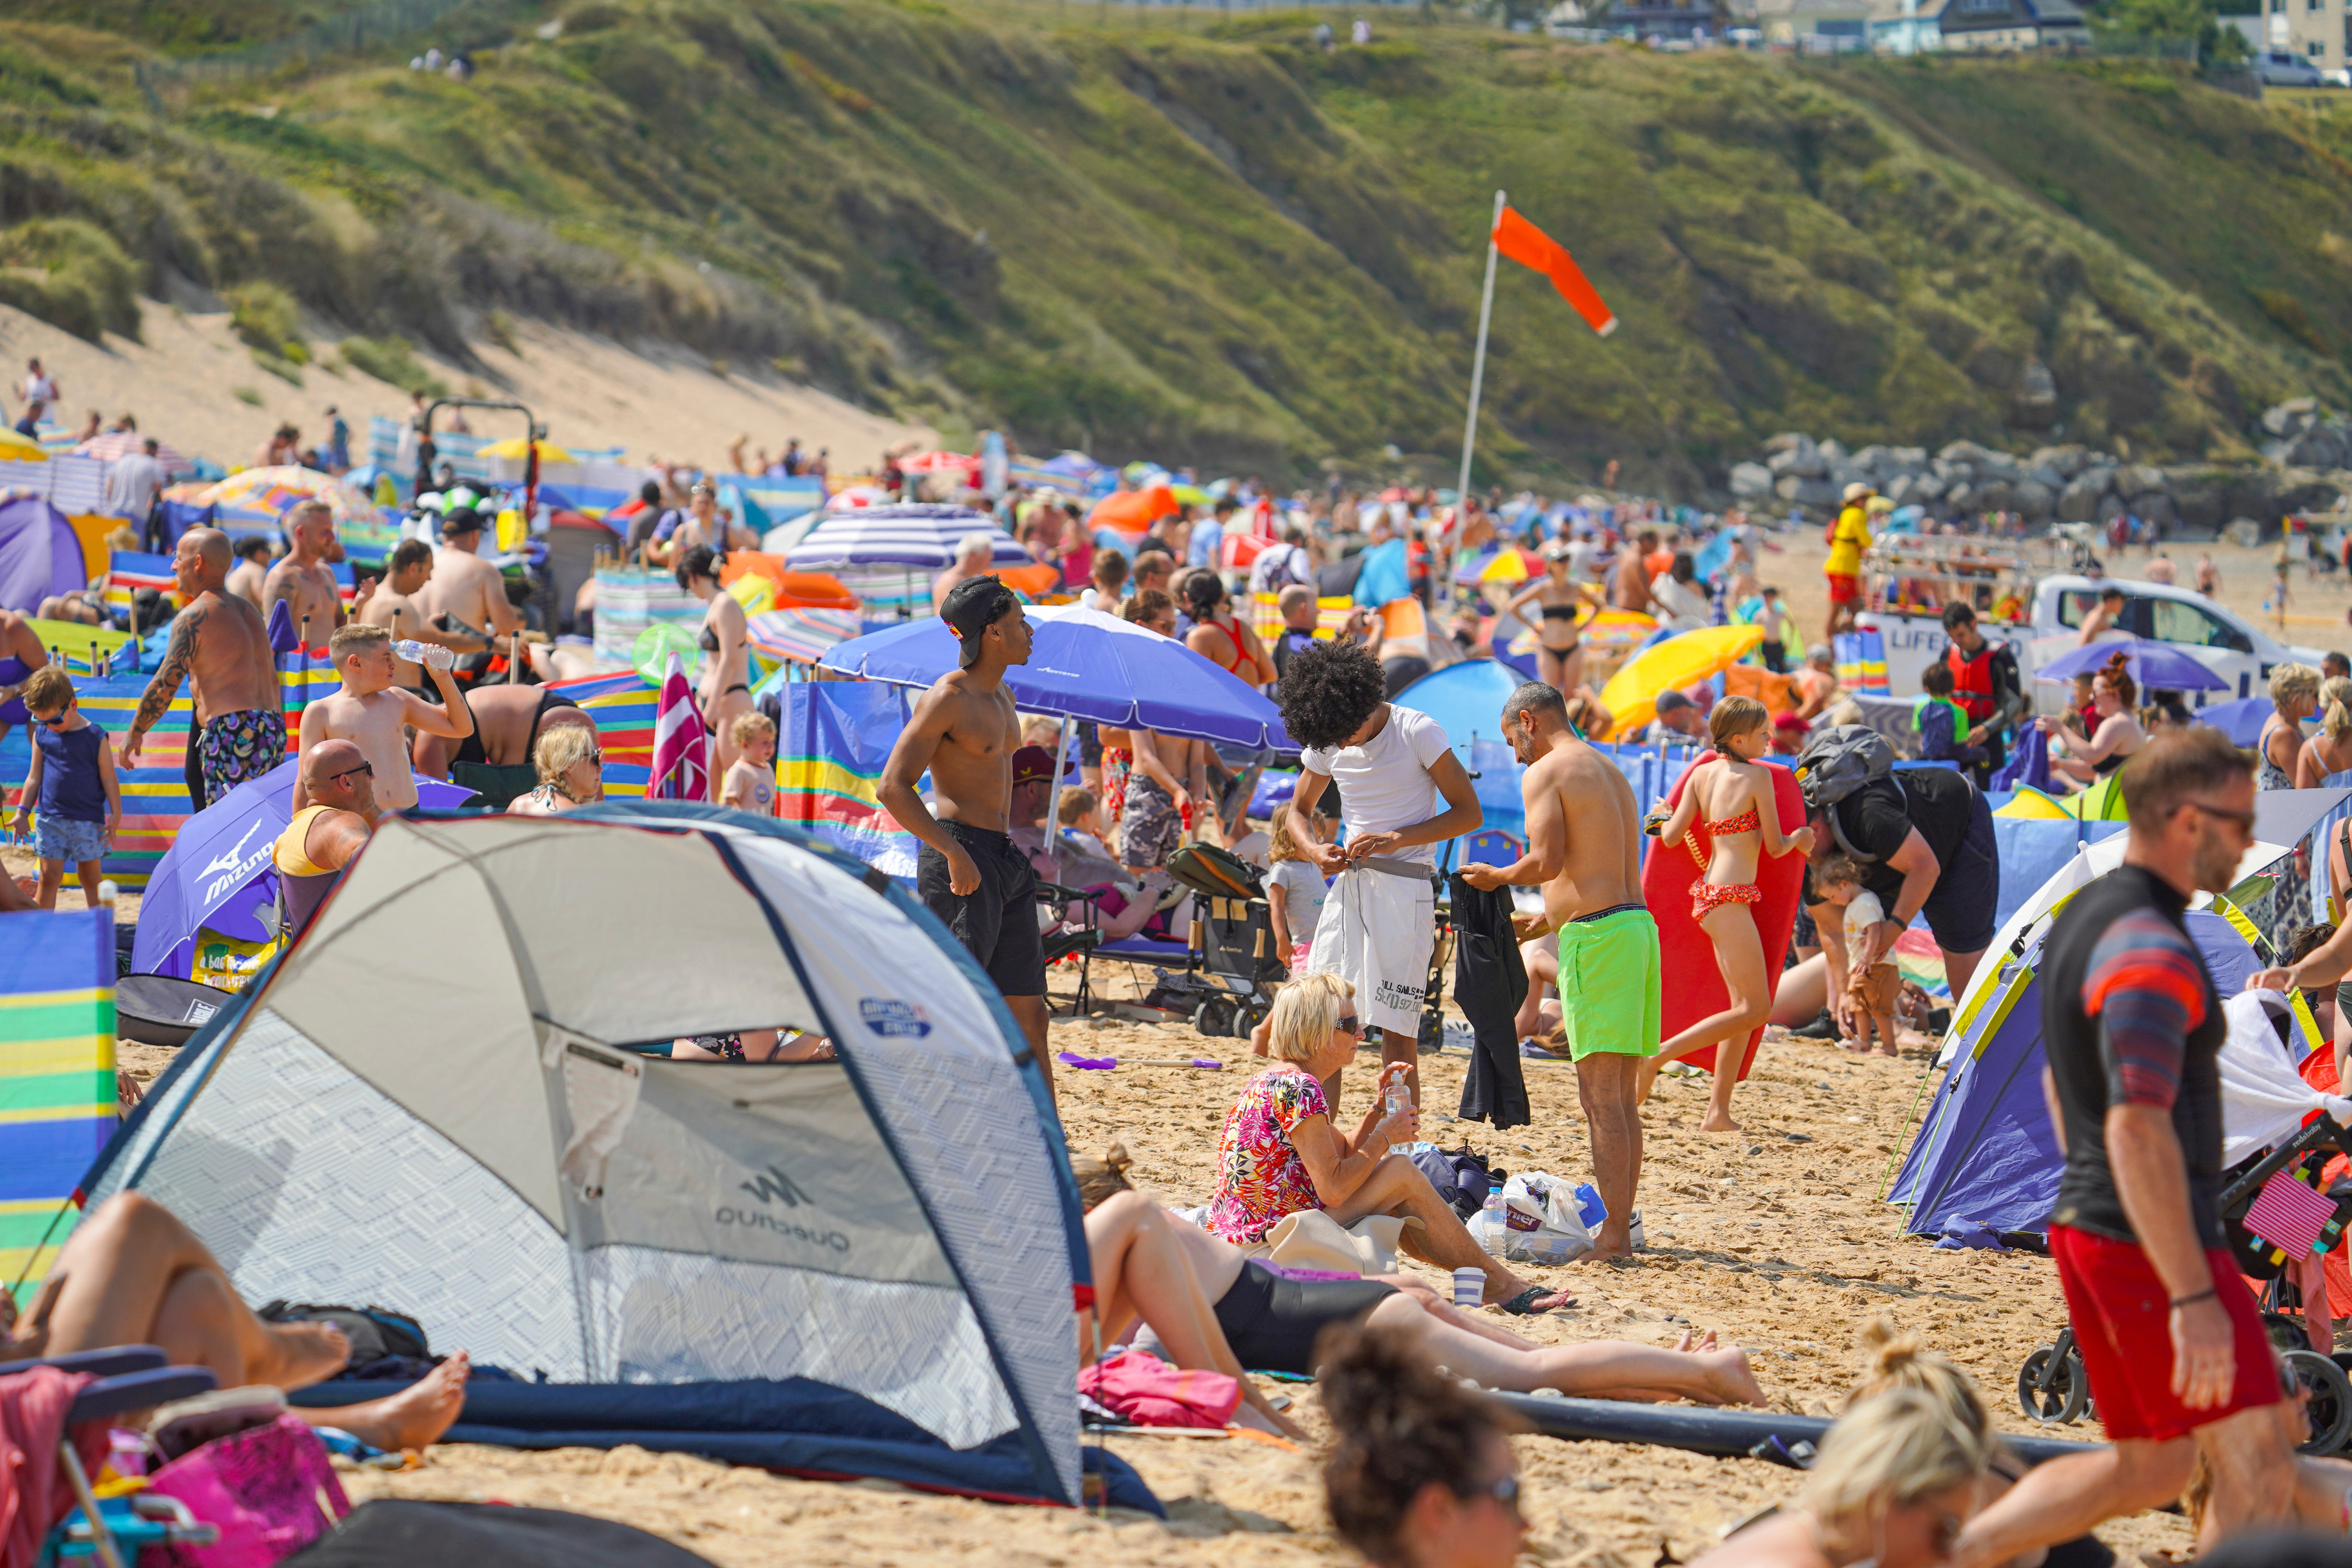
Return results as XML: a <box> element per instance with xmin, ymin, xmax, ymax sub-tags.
<box><xmin>1459</xmin><ymin>681</ymin><xmax>1656</xmax><ymax>1263</ymax></box>
<box><xmin>1612</xmin><ymin>529</ymin><xmax>1659</xmax><ymax>616</ymax></box>
<box><xmin>0</xmin><ymin>608</ymin><xmax>50</xmax><ymax>755</ymax></box>
<box><xmin>358</xmin><ymin>539</ymin><xmax>489</xmax><ymax>690</ymax></box>
<box><xmin>1117</xmin><ymin>590</ymin><xmax>1212</xmax><ymax>870</ymax></box>
<box><xmin>416</xmin><ymin>508</ymin><xmax>522</xmax><ymax>667</ymax></box>
<box><xmin>294</xmin><ymin>624</ymin><xmax>472</xmax><ymax>813</ymax></box>
<box><xmin>2076</xmin><ymin>582</ymin><xmax>2124</xmax><ymax>647</ymax></box>
<box><xmin>261</xmin><ymin>500</ymin><xmax>350</xmax><ymax>648</ymax></box>
<box><xmin>1793</xmin><ymin>643</ymin><xmax>1841</xmax><ymax>721</ymax></box>
<box><xmin>876</xmin><ymin>576</ymin><xmax>1053</xmax><ymax>1101</ymax></box>
<box><xmin>123</xmin><ymin>530</ymin><xmax>284</xmax><ymax>809</ymax></box>
<box><xmin>933</xmin><ymin>533</ymin><xmax>997</xmax><ymax>615</ymax></box>
<box><xmin>223</xmin><ymin>537</ymin><xmax>272</xmax><ymax>611</ymax></box>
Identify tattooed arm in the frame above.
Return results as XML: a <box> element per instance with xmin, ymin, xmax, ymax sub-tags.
<box><xmin>120</xmin><ymin>607</ymin><xmax>201</xmax><ymax>767</ymax></box>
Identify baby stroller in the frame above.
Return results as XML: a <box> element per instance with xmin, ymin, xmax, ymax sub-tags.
<box><xmin>1134</xmin><ymin>844</ymin><xmax>1287</xmax><ymax>1038</ymax></box>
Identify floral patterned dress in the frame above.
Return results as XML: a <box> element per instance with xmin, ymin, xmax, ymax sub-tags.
<box><xmin>1206</xmin><ymin>1066</ymin><xmax>1331</xmax><ymax>1243</ymax></box>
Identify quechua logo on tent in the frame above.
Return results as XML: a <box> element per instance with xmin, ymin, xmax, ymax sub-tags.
<box><xmin>740</xmin><ymin>1164</ymin><xmax>809</xmax><ymax>1206</ymax></box>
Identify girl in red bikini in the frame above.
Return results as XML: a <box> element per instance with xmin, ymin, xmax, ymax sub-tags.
<box><xmin>1638</xmin><ymin>697</ymin><xmax>1814</xmax><ymax>1132</ymax></box>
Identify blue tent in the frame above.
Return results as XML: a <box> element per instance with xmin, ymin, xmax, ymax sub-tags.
<box><xmin>1889</xmin><ymin>906</ymin><xmax>2257</xmax><ymax>1238</ymax></box>
<box><xmin>1394</xmin><ymin>659</ymin><xmax>1525</xmax><ymax>758</ymax></box>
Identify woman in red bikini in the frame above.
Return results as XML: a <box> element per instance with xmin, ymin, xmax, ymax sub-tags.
<box><xmin>1183</xmin><ymin>570</ymin><xmax>1278</xmax><ymax>690</ymax></box>
<box><xmin>1638</xmin><ymin>697</ymin><xmax>1813</xmax><ymax>1132</ymax></box>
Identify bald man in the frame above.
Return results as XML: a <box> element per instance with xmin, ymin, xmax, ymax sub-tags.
<box><xmin>262</xmin><ymin>499</ymin><xmax>351</xmax><ymax>645</ymax></box>
<box><xmin>121</xmin><ymin>528</ymin><xmax>283</xmax><ymax>810</ymax></box>
<box><xmin>273</xmin><ymin>737</ymin><xmax>381</xmax><ymax>941</ymax></box>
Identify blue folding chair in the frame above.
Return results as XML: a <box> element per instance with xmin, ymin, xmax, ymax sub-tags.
<box><xmin>15</xmin><ymin>1347</ymin><xmax>221</xmax><ymax>1568</ymax></box>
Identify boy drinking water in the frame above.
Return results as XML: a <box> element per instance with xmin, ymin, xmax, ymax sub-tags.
<box><xmin>722</xmin><ymin>711</ymin><xmax>777</xmax><ymax>815</ymax></box>
<box><xmin>9</xmin><ymin>668</ymin><xmax>120</xmax><ymax>908</ymax></box>
<box><xmin>296</xmin><ymin>624</ymin><xmax>472</xmax><ymax>812</ymax></box>
<box><xmin>1814</xmin><ymin>852</ymin><xmax>1902</xmax><ymax>1057</ymax></box>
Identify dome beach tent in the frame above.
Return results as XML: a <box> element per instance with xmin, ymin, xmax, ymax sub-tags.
<box><xmin>74</xmin><ymin>805</ymin><xmax>1126</xmax><ymax>1508</ymax></box>
<box><xmin>1886</xmin><ymin>824</ymin><xmax>2324</xmax><ymax>1241</ymax></box>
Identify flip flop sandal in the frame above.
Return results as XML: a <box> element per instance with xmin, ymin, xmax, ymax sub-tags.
<box><xmin>1497</xmin><ymin>1287</ymin><xmax>1577</xmax><ymax>1316</ymax></box>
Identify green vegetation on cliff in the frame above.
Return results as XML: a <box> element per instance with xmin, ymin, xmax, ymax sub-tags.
<box><xmin>5</xmin><ymin>5</ymin><xmax>2352</xmax><ymax>487</ymax></box>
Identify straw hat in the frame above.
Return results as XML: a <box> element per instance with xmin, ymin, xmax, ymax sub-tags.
<box><xmin>1842</xmin><ymin>481</ymin><xmax>1872</xmax><ymax>502</ymax></box>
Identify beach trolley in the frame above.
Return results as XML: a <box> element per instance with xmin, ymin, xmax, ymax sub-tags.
<box><xmin>1117</xmin><ymin>844</ymin><xmax>1286</xmax><ymax>1038</ymax></box>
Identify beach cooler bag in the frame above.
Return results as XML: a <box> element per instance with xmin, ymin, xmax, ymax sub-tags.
<box><xmin>1169</xmin><ymin>843</ymin><xmax>1263</xmax><ymax>901</ymax></box>
<box><xmin>145</xmin><ymin>1412</ymin><xmax>349</xmax><ymax>1566</ymax></box>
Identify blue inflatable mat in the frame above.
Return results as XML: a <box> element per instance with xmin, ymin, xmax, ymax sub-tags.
<box><xmin>289</xmin><ymin>1376</ymin><xmax>1162</xmax><ymax>1514</ymax></box>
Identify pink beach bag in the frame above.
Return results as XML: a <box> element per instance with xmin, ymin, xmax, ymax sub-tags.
<box><xmin>144</xmin><ymin>1414</ymin><xmax>349</xmax><ymax>1568</ymax></box>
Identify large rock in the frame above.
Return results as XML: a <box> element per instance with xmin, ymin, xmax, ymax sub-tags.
<box><xmin>2263</xmin><ymin>398</ymin><xmax>2322</xmax><ymax>437</ymax></box>
<box><xmin>1946</xmin><ymin>481</ymin><xmax>1976</xmax><ymax>512</ymax></box>
<box><xmin>2163</xmin><ymin>468</ymin><xmax>2229</xmax><ymax>534</ymax></box>
<box><xmin>2013</xmin><ymin>479</ymin><xmax>2055</xmax><ymax>519</ymax></box>
<box><xmin>1851</xmin><ymin>444</ymin><xmax>1890</xmax><ymax>479</ymax></box>
<box><xmin>1762</xmin><ymin>431</ymin><xmax>1814</xmax><ymax>454</ymax></box>
<box><xmin>2029</xmin><ymin>445</ymin><xmax>2089</xmax><ymax>480</ymax></box>
<box><xmin>1776</xmin><ymin>474</ymin><xmax>1839</xmax><ymax>507</ymax></box>
<box><xmin>2095</xmin><ymin>491</ymin><xmax>2129</xmax><ymax>523</ymax></box>
<box><xmin>2137</xmin><ymin>492</ymin><xmax>2178</xmax><ymax>528</ymax></box>
<box><xmin>1909</xmin><ymin>472</ymin><xmax>1947</xmax><ymax>503</ymax></box>
<box><xmin>2057</xmin><ymin>473</ymin><xmax>2109</xmax><ymax>523</ymax></box>
<box><xmin>1888</xmin><ymin>446</ymin><xmax>1929</xmax><ymax>475</ymax></box>
<box><xmin>1729</xmin><ymin>461</ymin><xmax>1775</xmax><ymax>499</ymax></box>
<box><xmin>1770</xmin><ymin>445</ymin><xmax>1829</xmax><ymax>480</ymax></box>
<box><xmin>2285</xmin><ymin>428</ymin><xmax>2351</xmax><ymax>470</ymax></box>
<box><xmin>2024</xmin><ymin>463</ymin><xmax>2068</xmax><ymax>491</ymax></box>
<box><xmin>1882</xmin><ymin>473</ymin><xmax>1915</xmax><ymax>506</ymax></box>
<box><xmin>1975</xmin><ymin>478</ymin><xmax>2014</xmax><ymax>513</ymax></box>
<box><xmin>1818</xmin><ymin>439</ymin><xmax>1849</xmax><ymax>464</ymax></box>
<box><xmin>1932</xmin><ymin>457</ymin><xmax>1974</xmax><ymax>484</ymax></box>
<box><xmin>2118</xmin><ymin>463</ymin><xmax>2168</xmax><ymax>498</ymax></box>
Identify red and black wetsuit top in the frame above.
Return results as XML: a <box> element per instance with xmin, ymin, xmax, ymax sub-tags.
<box><xmin>2041</xmin><ymin>864</ymin><xmax>2227</xmax><ymax>1246</ymax></box>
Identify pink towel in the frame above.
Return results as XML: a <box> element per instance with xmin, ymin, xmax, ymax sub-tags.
<box><xmin>1077</xmin><ymin>1351</ymin><xmax>1241</xmax><ymax>1430</ymax></box>
<box><xmin>1</xmin><ymin>1365</ymin><xmax>101</xmax><ymax>1568</ymax></box>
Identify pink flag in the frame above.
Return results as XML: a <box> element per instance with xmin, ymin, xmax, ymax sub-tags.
<box><xmin>651</xmin><ymin>652</ymin><xmax>709</xmax><ymax>802</ymax></box>
<box><xmin>2246</xmin><ymin>1169</ymin><xmax>2336</xmax><ymax>1259</ymax></box>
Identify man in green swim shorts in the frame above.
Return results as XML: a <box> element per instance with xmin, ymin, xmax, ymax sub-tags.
<box><xmin>1461</xmin><ymin>681</ymin><xmax>1659</xmax><ymax>1262</ymax></box>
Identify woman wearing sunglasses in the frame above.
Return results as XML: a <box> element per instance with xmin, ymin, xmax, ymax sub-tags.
<box><xmin>1691</xmin><ymin>1388</ymin><xmax>1989</xmax><ymax>1568</ymax></box>
<box><xmin>1322</xmin><ymin>1322</ymin><xmax>1529</xmax><ymax>1568</ymax></box>
<box><xmin>1205</xmin><ymin>972</ymin><xmax>1574</xmax><ymax>1316</ymax></box>
<box><xmin>508</xmin><ymin>720</ymin><xmax>605</xmax><ymax>817</ymax></box>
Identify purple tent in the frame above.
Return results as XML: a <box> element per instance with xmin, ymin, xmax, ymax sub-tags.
<box><xmin>0</xmin><ymin>495</ymin><xmax>88</xmax><ymax>613</ymax></box>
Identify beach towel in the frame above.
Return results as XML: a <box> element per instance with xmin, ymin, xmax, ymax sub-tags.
<box><xmin>1076</xmin><ymin>1352</ymin><xmax>1240</xmax><ymax>1430</ymax></box>
<box><xmin>1305</xmin><ymin>860</ymin><xmax>1435</xmax><ymax>1040</ymax></box>
<box><xmin>0</xmin><ymin>1365</ymin><xmax>101</xmax><ymax>1568</ymax></box>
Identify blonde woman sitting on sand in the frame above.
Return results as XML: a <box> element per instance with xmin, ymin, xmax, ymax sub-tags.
<box><xmin>1637</xmin><ymin>697</ymin><xmax>1814</xmax><ymax>1131</ymax></box>
<box><xmin>1075</xmin><ymin>1145</ymin><xmax>1762</xmax><ymax>1421</ymax></box>
<box><xmin>1207</xmin><ymin>973</ymin><xmax>1573</xmax><ymax>1316</ymax></box>
<box><xmin>1689</xmin><ymin>1387</ymin><xmax>1989</xmax><ymax>1568</ymax></box>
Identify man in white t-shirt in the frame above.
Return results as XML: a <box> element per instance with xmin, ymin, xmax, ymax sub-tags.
<box><xmin>1279</xmin><ymin>638</ymin><xmax>1481</xmax><ymax>1110</ymax></box>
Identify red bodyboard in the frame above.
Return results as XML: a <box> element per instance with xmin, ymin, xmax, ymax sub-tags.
<box><xmin>1639</xmin><ymin>751</ymin><xmax>1807</xmax><ymax>1078</ymax></box>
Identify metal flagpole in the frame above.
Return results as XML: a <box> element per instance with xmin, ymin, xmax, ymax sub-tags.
<box><xmin>1454</xmin><ymin>188</ymin><xmax>1506</xmax><ymax>537</ymax></box>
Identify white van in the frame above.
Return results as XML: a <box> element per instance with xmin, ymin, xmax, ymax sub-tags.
<box><xmin>1858</xmin><ymin>575</ymin><xmax>2329</xmax><ymax>706</ymax></box>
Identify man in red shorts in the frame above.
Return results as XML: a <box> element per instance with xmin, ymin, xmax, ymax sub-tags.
<box><xmin>1954</xmin><ymin>728</ymin><xmax>2294</xmax><ymax>1566</ymax></box>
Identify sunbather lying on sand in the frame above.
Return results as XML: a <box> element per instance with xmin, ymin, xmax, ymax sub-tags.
<box><xmin>0</xmin><ymin>1192</ymin><xmax>469</xmax><ymax>1452</ymax></box>
<box><xmin>1075</xmin><ymin>1145</ymin><xmax>1764</xmax><ymax>1420</ymax></box>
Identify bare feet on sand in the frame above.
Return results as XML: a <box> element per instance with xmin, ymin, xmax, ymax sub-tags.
<box><xmin>327</xmin><ymin>1353</ymin><xmax>471</xmax><ymax>1451</ymax></box>
<box><xmin>258</xmin><ymin>1319</ymin><xmax>354</xmax><ymax>1390</ymax></box>
<box><xmin>1699</xmin><ymin>1114</ymin><xmax>1743</xmax><ymax>1134</ymax></box>
<box><xmin>1672</xmin><ymin>1328</ymin><xmax>1720</xmax><ymax>1352</ymax></box>
<box><xmin>1696</xmin><ymin>1347</ymin><xmax>1766</xmax><ymax>1406</ymax></box>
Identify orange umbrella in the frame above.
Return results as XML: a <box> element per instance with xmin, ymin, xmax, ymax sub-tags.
<box><xmin>995</xmin><ymin>562</ymin><xmax>1063</xmax><ymax>599</ymax></box>
<box><xmin>1087</xmin><ymin>486</ymin><xmax>1178</xmax><ymax>532</ymax></box>
<box><xmin>720</xmin><ymin>552</ymin><xmax>859</xmax><ymax>609</ymax></box>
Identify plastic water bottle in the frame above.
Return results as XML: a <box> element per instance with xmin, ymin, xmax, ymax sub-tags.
<box><xmin>393</xmin><ymin>639</ymin><xmax>454</xmax><ymax>671</ymax></box>
<box><xmin>1476</xmin><ymin>1189</ymin><xmax>1508</xmax><ymax>1257</ymax></box>
<box><xmin>1385</xmin><ymin>1080</ymin><xmax>1407</xmax><ymax>1122</ymax></box>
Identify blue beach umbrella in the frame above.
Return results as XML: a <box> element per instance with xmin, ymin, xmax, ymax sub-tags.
<box><xmin>819</xmin><ymin>604</ymin><xmax>1290</xmax><ymax>748</ymax></box>
<box><xmin>131</xmin><ymin>758</ymin><xmax>475</xmax><ymax>978</ymax></box>
<box><xmin>2034</xmin><ymin>635</ymin><xmax>2229</xmax><ymax>694</ymax></box>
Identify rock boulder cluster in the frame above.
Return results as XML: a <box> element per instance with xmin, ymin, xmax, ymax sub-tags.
<box><xmin>1726</xmin><ymin>408</ymin><xmax>2351</xmax><ymax>535</ymax></box>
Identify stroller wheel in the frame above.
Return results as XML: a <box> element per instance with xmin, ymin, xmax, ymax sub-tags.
<box><xmin>1192</xmin><ymin>999</ymin><xmax>1235</xmax><ymax>1038</ymax></box>
<box><xmin>2283</xmin><ymin>1349</ymin><xmax>2352</xmax><ymax>1455</ymax></box>
<box><xmin>2016</xmin><ymin>1345</ymin><xmax>2089</xmax><ymax>1425</ymax></box>
<box><xmin>1236</xmin><ymin>998</ymin><xmax>1271</xmax><ymax>1037</ymax></box>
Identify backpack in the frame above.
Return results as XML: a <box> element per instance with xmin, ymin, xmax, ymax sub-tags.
<box><xmin>1411</xmin><ymin>1144</ymin><xmax>1503</xmax><ymax>1220</ymax></box>
<box><xmin>1793</xmin><ymin>723</ymin><xmax>1894</xmax><ymax>809</ymax></box>
<box><xmin>1169</xmin><ymin>842</ymin><xmax>1263</xmax><ymax>901</ymax></box>
<box><xmin>256</xmin><ymin>1301</ymin><xmax>429</xmax><ymax>1370</ymax></box>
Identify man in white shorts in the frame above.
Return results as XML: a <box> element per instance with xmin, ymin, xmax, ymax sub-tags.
<box><xmin>1278</xmin><ymin>638</ymin><xmax>1481</xmax><ymax>1109</ymax></box>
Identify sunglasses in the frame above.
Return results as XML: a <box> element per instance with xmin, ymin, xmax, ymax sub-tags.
<box><xmin>2183</xmin><ymin>799</ymin><xmax>2256</xmax><ymax>831</ymax></box>
<box><xmin>1334</xmin><ymin>1014</ymin><xmax>1362</xmax><ymax>1036</ymax></box>
<box><xmin>581</xmin><ymin>750</ymin><xmax>604</xmax><ymax>768</ymax></box>
<box><xmin>31</xmin><ymin>707</ymin><xmax>70</xmax><ymax>728</ymax></box>
<box><xmin>1458</xmin><ymin>1475</ymin><xmax>1521</xmax><ymax>1518</ymax></box>
<box><xmin>326</xmin><ymin>762</ymin><xmax>374</xmax><ymax>784</ymax></box>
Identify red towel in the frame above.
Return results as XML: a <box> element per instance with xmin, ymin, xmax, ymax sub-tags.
<box><xmin>1078</xmin><ymin>1351</ymin><xmax>1240</xmax><ymax>1430</ymax></box>
<box><xmin>1</xmin><ymin>1365</ymin><xmax>101</xmax><ymax>1568</ymax></box>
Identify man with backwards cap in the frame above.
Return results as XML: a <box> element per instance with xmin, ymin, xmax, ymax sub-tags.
<box><xmin>877</xmin><ymin>576</ymin><xmax>1056</xmax><ymax>1101</ymax></box>
<box><xmin>416</xmin><ymin>506</ymin><xmax>524</xmax><ymax>676</ymax></box>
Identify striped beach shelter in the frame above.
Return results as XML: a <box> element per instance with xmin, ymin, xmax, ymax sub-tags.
<box><xmin>1</xmin><ymin>908</ymin><xmax>114</xmax><ymax>1303</ymax></box>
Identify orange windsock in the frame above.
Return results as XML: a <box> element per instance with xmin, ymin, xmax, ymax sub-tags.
<box><xmin>1492</xmin><ymin>206</ymin><xmax>1617</xmax><ymax>337</ymax></box>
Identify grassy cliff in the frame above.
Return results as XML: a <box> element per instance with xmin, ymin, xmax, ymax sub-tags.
<box><xmin>6</xmin><ymin>4</ymin><xmax>2352</xmax><ymax>488</ymax></box>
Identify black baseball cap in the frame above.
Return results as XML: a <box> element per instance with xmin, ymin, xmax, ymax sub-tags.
<box><xmin>943</xmin><ymin>576</ymin><xmax>1020</xmax><ymax>669</ymax></box>
<box><xmin>441</xmin><ymin>506</ymin><xmax>485</xmax><ymax>535</ymax></box>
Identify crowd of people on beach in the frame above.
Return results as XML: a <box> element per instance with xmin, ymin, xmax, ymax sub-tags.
<box><xmin>22</xmin><ymin>400</ymin><xmax>2352</xmax><ymax>1567</ymax></box>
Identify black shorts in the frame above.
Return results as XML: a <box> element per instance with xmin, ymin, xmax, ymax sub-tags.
<box><xmin>916</xmin><ymin>822</ymin><xmax>1049</xmax><ymax>998</ymax></box>
<box><xmin>1212</xmin><ymin>1260</ymin><xmax>1397</xmax><ymax>1376</ymax></box>
<box><xmin>1918</xmin><ymin>788</ymin><xmax>1999</xmax><ymax>956</ymax></box>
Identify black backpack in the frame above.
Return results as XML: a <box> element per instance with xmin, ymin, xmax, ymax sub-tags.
<box><xmin>1793</xmin><ymin>723</ymin><xmax>1894</xmax><ymax>809</ymax></box>
<box><xmin>257</xmin><ymin>1301</ymin><xmax>429</xmax><ymax>1370</ymax></box>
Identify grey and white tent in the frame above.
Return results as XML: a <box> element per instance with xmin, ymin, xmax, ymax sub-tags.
<box><xmin>83</xmin><ymin>804</ymin><xmax>1094</xmax><ymax>1504</ymax></box>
